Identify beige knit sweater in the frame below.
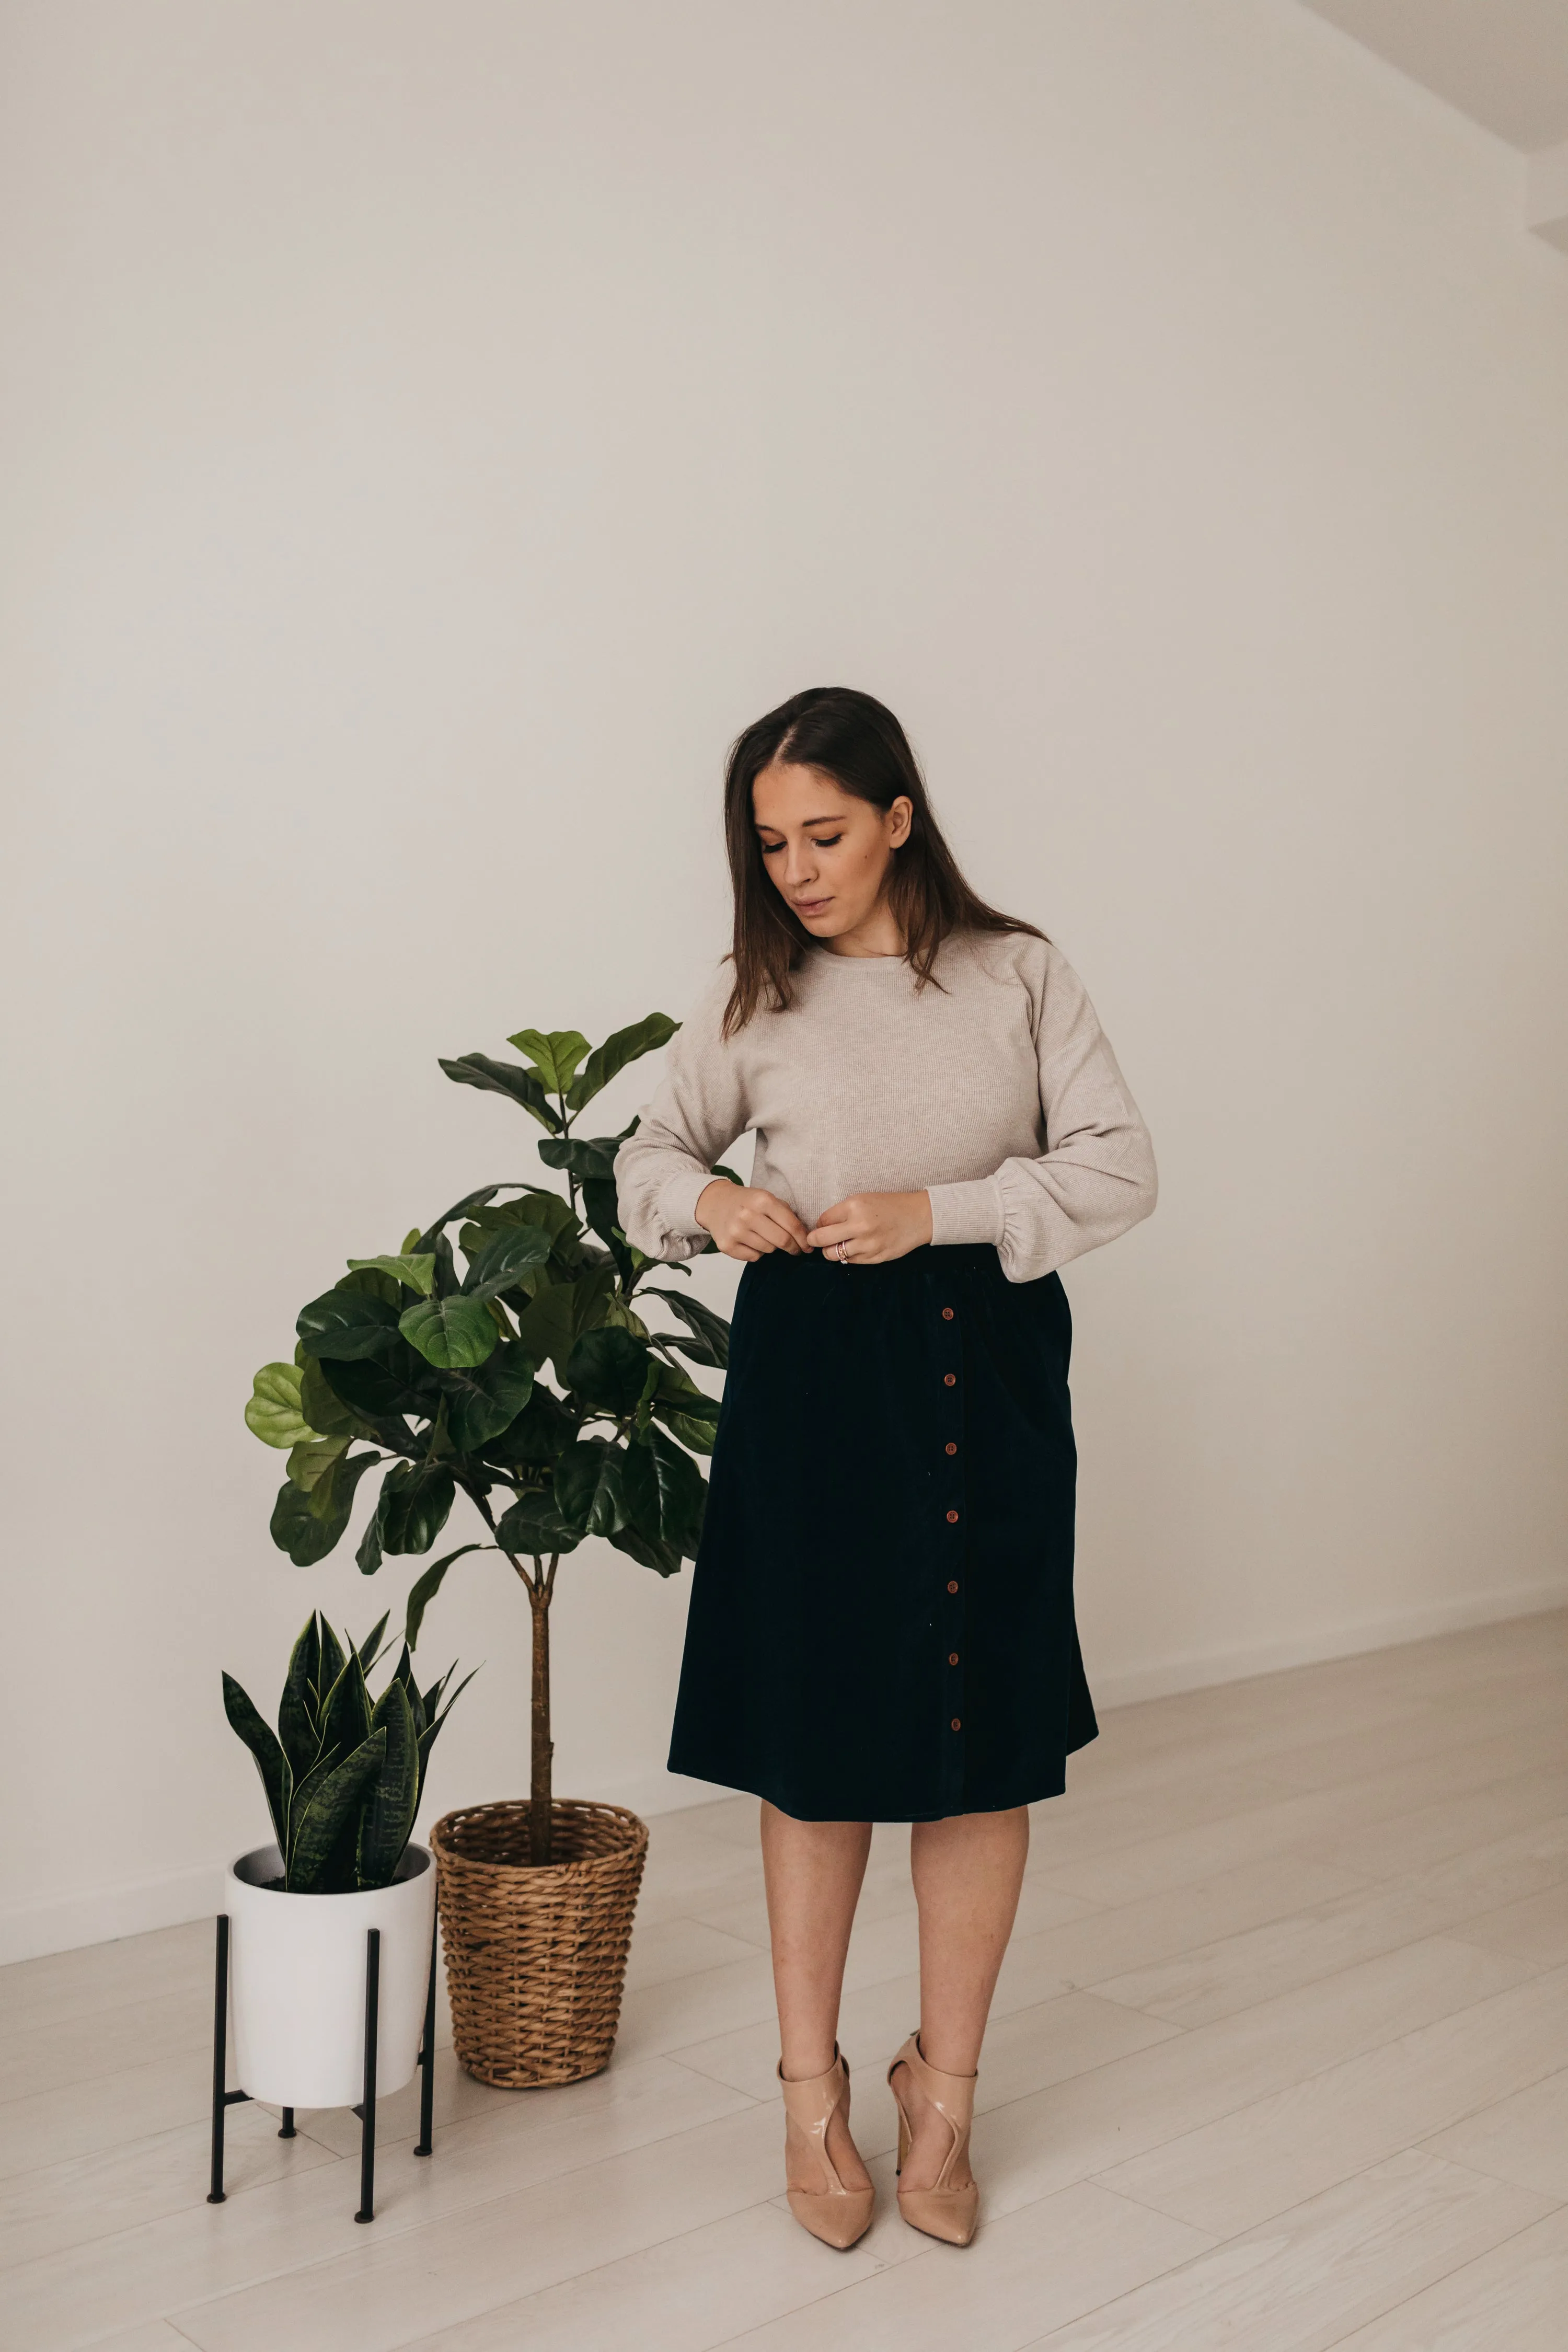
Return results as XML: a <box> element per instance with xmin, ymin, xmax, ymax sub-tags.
<box><xmin>611</xmin><ymin>927</ymin><xmax>1158</xmax><ymax>1285</ymax></box>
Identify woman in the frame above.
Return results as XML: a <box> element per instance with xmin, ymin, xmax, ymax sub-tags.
<box><xmin>612</xmin><ymin>686</ymin><xmax>1157</xmax><ymax>2251</ymax></box>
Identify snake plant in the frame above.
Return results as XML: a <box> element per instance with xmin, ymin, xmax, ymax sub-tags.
<box><xmin>222</xmin><ymin>1610</ymin><xmax>474</xmax><ymax>1893</ymax></box>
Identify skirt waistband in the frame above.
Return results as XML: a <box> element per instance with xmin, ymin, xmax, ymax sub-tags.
<box><xmin>746</xmin><ymin>1239</ymin><xmax>1005</xmax><ymax>1287</ymax></box>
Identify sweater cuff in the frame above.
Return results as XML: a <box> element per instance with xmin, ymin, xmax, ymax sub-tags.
<box><xmin>659</xmin><ymin>1165</ymin><xmax>723</xmax><ymax>1243</ymax></box>
<box><xmin>926</xmin><ymin>1175</ymin><xmax>1005</xmax><ymax>1250</ymax></box>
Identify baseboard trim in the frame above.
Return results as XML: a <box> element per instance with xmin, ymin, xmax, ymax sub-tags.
<box><xmin>6</xmin><ymin>1578</ymin><xmax>1566</xmax><ymax>1966</ymax></box>
<box><xmin>0</xmin><ymin>1859</ymin><xmax>230</xmax><ymax>1969</ymax></box>
<box><xmin>1088</xmin><ymin>1576</ymin><xmax>1568</xmax><ymax>1710</ymax></box>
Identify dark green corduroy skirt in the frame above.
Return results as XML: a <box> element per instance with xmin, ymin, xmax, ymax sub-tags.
<box><xmin>666</xmin><ymin>1240</ymin><xmax>1097</xmax><ymax>1823</ymax></box>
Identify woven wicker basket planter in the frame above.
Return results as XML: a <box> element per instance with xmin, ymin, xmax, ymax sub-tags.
<box><xmin>430</xmin><ymin>1797</ymin><xmax>649</xmax><ymax>2089</ymax></box>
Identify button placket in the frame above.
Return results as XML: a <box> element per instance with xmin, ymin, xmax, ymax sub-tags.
<box><xmin>936</xmin><ymin>1280</ymin><xmax>967</xmax><ymax>1804</ymax></box>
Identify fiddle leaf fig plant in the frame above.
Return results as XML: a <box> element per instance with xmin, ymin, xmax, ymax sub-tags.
<box><xmin>222</xmin><ymin>1611</ymin><xmax>474</xmax><ymax>1894</ymax></box>
<box><xmin>244</xmin><ymin>1011</ymin><xmax>741</xmax><ymax>1864</ymax></box>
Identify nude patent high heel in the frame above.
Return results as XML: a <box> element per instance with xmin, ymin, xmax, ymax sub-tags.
<box><xmin>777</xmin><ymin>2043</ymin><xmax>876</xmax><ymax>2249</ymax></box>
<box><xmin>886</xmin><ymin>2030</ymin><xmax>980</xmax><ymax>2245</ymax></box>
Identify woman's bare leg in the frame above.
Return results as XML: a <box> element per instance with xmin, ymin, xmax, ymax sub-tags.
<box><xmin>759</xmin><ymin>1798</ymin><xmax>874</xmax><ymax>2190</ymax></box>
<box><xmin>894</xmin><ymin>1805</ymin><xmax>1030</xmax><ymax>2188</ymax></box>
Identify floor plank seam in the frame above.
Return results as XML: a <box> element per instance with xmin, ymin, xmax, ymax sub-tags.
<box><xmin>1307</xmin><ymin>2191</ymin><xmax>1568</xmax><ymax>2352</ymax></box>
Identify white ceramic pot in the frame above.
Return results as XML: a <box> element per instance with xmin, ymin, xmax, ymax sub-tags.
<box><xmin>226</xmin><ymin>1841</ymin><xmax>436</xmax><ymax>2109</ymax></box>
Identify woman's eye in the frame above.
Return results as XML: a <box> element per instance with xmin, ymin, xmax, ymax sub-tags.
<box><xmin>813</xmin><ymin>834</ymin><xmax>843</xmax><ymax>848</ymax></box>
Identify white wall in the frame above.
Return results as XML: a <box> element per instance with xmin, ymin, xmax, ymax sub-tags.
<box><xmin>4</xmin><ymin>0</ymin><xmax>1566</xmax><ymax>1963</ymax></box>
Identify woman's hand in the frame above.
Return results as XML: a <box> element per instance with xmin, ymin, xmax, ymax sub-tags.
<box><xmin>805</xmin><ymin>1190</ymin><xmax>933</xmax><ymax>1266</ymax></box>
<box><xmin>695</xmin><ymin>1178</ymin><xmax>814</xmax><ymax>1261</ymax></box>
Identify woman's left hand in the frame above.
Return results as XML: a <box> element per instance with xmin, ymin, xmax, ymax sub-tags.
<box><xmin>805</xmin><ymin>1190</ymin><xmax>933</xmax><ymax>1265</ymax></box>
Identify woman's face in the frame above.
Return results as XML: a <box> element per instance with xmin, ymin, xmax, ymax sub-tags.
<box><xmin>752</xmin><ymin>763</ymin><xmax>912</xmax><ymax>941</ymax></box>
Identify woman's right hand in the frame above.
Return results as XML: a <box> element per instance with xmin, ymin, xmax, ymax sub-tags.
<box><xmin>695</xmin><ymin>1179</ymin><xmax>814</xmax><ymax>1261</ymax></box>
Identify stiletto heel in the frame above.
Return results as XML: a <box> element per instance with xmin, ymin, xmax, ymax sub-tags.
<box><xmin>777</xmin><ymin>2043</ymin><xmax>876</xmax><ymax>2250</ymax></box>
<box><xmin>886</xmin><ymin>2030</ymin><xmax>980</xmax><ymax>2245</ymax></box>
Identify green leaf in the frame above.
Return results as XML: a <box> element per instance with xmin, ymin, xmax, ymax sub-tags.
<box><xmin>462</xmin><ymin>1190</ymin><xmax>581</xmax><ymax>1263</ymax></box>
<box><xmin>356</xmin><ymin>1680</ymin><xmax>419</xmax><ymax>1888</ymax></box>
<box><xmin>509</xmin><ymin>1282</ymin><xmax>581</xmax><ymax>1384</ymax></box>
<box><xmin>631</xmin><ymin>1353</ymin><xmax>661</xmax><ymax>1429</ymax></box>
<box><xmin>269</xmin><ymin>1468</ymin><xmax>356</xmax><ymax>1567</ymax></box>
<box><xmin>495</xmin><ymin>1489</ymin><xmax>584</xmax><ymax>1557</ymax></box>
<box><xmin>222</xmin><ymin>1673</ymin><xmax>292</xmax><ymax>1852</ymax></box>
<box><xmin>554</xmin><ymin>1438</ymin><xmax>626</xmax><ymax>1537</ymax></box>
<box><xmin>644</xmin><ymin>1361</ymin><xmax>722</xmax><ymax>1455</ymax></box>
<box><xmin>298</xmin><ymin>1355</ymin><xmax>372</xmax><ymax>1440</ymax></box>
<box><xmin>607</xmin><ymin>1521</ymin><xmax>683</xmax><ymax>1576</ymax></box>
<box><xmin>399</xmin><ymin>1295</ymin><xmax>499</xmax><ymax>1370</ymax></box>
<box><xmin>296</xmin><ymin>1285</ymin><xmax>403</xmax><ymax>1362</ymax></box>
<box><xmin>355</xmin><ymin>1513</ymin><xmax>383</xmax><ymax>1576</ymax></box>
<box><xmin>644</xmin><ymin>1287</ymin><xmax>731</xmax><ymax>1370</ymax></box>
<box><xmin>375</xmin><ymin>1461</ymin><xmax>456</xmax><ymax>1555</ymax></box>
<box><xmin>356</xmin><ymin>1611</ymin><xmax>391</xmax><ymax>1671</ymax></box>
<box><xmin>439</xmin><ymin>1342</ymin><xmax>536</xmax><ymax>1454</ymax></box>
<box><xmin>567</xmin><ymin>1013</ymin><xmax>678</xmax><ymax>1112</ymax></box>
<box><xmin>320</xmin><ymin>1641</ymin><xmax>373</xmax><ymax>1763</ymax></box>
<box><xmin>658</xmin><ymin>1407</ymin><xmax>718</xmax><ymax>1456</ymax></box>
<box><xmin>245</xmin><ymin>1363</ymin><xmax>321</xmax><ymax>1449</ymax></box>
<box><xmin>347</xmin><ymin>1253</ymin><xmax>436</xmax><ymax>1297</ymax></box>
<box><xmin>277</xmin><ymin>1616</ymin><xmax>323</xmax><ymax>1783</ymax></box>
<box><xmin>537</xmin><ymin>1134</ymin><xmax>619</xmax><ymax>1182</ymax></box>
<box><xmin>286</xmin><ymin>1435</ymin><xmax>349</xmax><ymax>1493</ymax></box>
<box><xmin>579</xmin><ymin>1177</ymin><xmax>632</xmax><ymax>1282</ymax></box>
<box><xmin>315</xmin><ymin>1347</ymin><xmax>433</xmax><ymax>1425</ymax></box>
<box><xmin>506</xmin><ymin>1027</ymin><xmax>590</xmax><ymax>1094</ymax></box>
<box><xmin>285</xmin><ymin>1737</ymin><xmax>340</xmax><ymax>1859</ymax></box>
<box><xmin>286</xmin><ymin>1730</ymin><xmax>387</xmax><ymax>1894</ymax></box>
<box><xmin>439</xmin><ymin>1054</ymin><xmax>561</xmax><ymax>1133</ymax></box>
<box><xmin>403</xmin><ymin>1542</ymin><xmax>486</xmax><ymax>1648</ymax></box>
<box><xmin>392</xmin><ymin>1645</ymin><xmax>426</xmax><ymax>1735</ymax></box>
<box><xmin>430</xmin><ymin>1230</ymin><xmax>460</xmax><ymax>1299</ymax></box>
<box><xmin>306</xmin><ymin>1445</ymin><xmax>385</xmax><ymax>1528</ymax></box>
<box><xmin>601</xmin><ymin>1289</ymin><xmax>649</xmax><ymax>1339</ymax></box>
<box><xmin>462</xmin><ymin>1222</ymin><xmax>552</xmax><ymax>1301</ymax></box>
<box><xmin>508</xmin><ymin>1259</ymin><xmax>617</xmax><ymax>1386</ymax></box>
<box><xmin>416</xmin><ymin>1665</ymin><xmax>478</xmax><ymax>1795</ymax></box>
<box><xmin>316</xmin><ymin>1619</ymin><xmax>347</xmax><ymax>1707</ymax></box>
<box><xmin>562</xmin><ymin>1326</ymin><xmax>653</xmax><ymax>1417</ymax></box>
<box><xmin>413</xmin><ymin>1186</ymin><xmax>505</xmax><ymax>1250</ymax></box>
<box><xmin>479</xmin><ymin>1381</ymin><xmax>575</xmax><ymax>1468</ymax></box>
<box><xmin>622</xmin><ymin>1424</ymin><xmax>707</xmax><ymax>1558</ymax></box>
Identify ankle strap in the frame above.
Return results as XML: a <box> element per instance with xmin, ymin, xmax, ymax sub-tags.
<box><xmin>778</xmin><ymin>2039</ymin><xmax>845</xmax><ymax>2089</ymax></box>
<box><xmin>887</xmin><ymin>2030</ymin><xmax>977</xmax><ymax>2128</ymax></box>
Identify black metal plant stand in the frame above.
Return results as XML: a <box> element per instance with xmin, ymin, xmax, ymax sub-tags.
<box><xmin>206</xmin><ymin>1911</ymin><xmax>440</xmax><ymax>2222</ymax></box>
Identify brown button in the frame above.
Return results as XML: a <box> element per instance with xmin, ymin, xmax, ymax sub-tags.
<box><xmin>943</xmin><ymin>1373</ymin><xmax>956</xmax><ymax>1387</ymax></box>
<box><xmin>946</xmin><ymin>1578</ymin><xmax>959</xmax><ymax>1593</ymax></box>
<box><xmin>950</xmin><ymin>1717</ymin><xmax>962</xmax><ymax>1731</ymax></box>
<box><xmin>945</xmin><ymin>1442</ymin><xmax>957</xmax><ymax>1456</ymax></box>
<box><xmin>948</xmin><ymin>1651</ymin><xmax>959</xmax><ymax>1666</ymax></box>
<box><xmin>941</xmin><ymin>1307</ymin><xmax>954</xmax><ymax>1320</ymax></box>
<box><xmin>946</xmin><ymin>1508</ymin><xmax>959</xmax><ymax>1523</ymax></box>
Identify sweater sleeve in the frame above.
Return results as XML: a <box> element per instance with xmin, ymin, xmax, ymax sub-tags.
<box><xmin>925</xmin><ymin>939</ymin><xmax>1158</xmax><ymax>1283</ymax></box>
<box><xmin>610</xmin><ymin>965</ymin><xmax>751</xmax><ymax>1265</ymax></box>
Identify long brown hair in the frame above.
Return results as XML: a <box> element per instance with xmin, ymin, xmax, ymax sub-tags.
<box><xmin>719</xmin><ymin>685</ymin><xmax>1046</xmax><ymax>1037</ymax></box>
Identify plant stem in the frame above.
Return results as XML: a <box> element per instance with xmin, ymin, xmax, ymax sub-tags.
<box><xmin>465</xmin><ymin>1479</ymin><xmax>557</xmax><ymax>1865</ymax></box>
<box><xmin>527</xmin><ymin>1568</ymin><xmax>553</xmax><ymax>1864</ymax></box>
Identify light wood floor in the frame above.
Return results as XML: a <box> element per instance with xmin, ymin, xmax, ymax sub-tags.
<box><xmin>5</xmin><ymin>1611</ymin><xmax>1568</xmax><ymax>2351</ymax></box>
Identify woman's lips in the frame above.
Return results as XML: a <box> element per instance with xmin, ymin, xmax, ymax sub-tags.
<box><xmin>794</xmin><ymin>897</ymin><xmax>831</xmax><ymax>915</ymax></box>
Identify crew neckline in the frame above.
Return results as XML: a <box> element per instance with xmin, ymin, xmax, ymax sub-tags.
<box><xmin>804</xmin><ymin>942</ymin><xmax>911</xmax><ymax>969</ymax></box>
